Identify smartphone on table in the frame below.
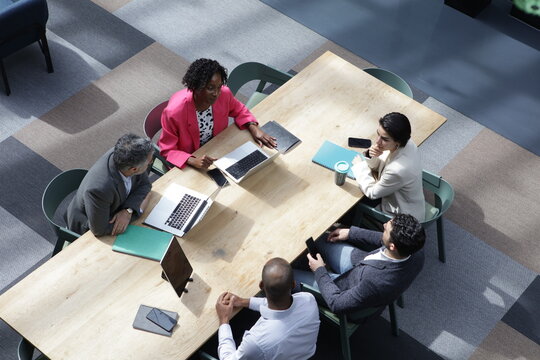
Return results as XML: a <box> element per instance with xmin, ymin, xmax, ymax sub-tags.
<box><xmin>146</xmin><ymin>307</ymin><xmax>177</xmax><ymax>332</ymax></box>
<box><xmin>348</xmin><ymin>137</ymin><xmax>372</xmax><ymax>148</ymax></box>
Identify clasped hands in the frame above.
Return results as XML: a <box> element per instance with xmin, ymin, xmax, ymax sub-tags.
<box><xmin>307</xmin><ymin>228</ymin><xmax>350</xmax><ymax>272</ymax></box>
<box><xmin>215</xmin><ymin>291</ymin><xmax>249</xmax><ymax>325</ymax></box>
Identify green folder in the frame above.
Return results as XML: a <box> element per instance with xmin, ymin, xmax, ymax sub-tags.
<box><xmin>311</xmin><ymin>140</ymin><xmax>364</xmax><ymax>179</ymax></box>
<box><xmin>112</xmin><ymin>225</ymin><xmax>173</xmax><ymax>261</ymax></box>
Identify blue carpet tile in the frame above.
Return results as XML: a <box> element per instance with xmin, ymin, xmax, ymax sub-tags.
<box><xmin>0</xmin><ymin>137</ymin><xmax>60</xmax><ymax>242</ymax></box>
<box><xmin>47</xmin><ymin>0</ymin><xmax>155</xmax><ymax>69</ymax></box>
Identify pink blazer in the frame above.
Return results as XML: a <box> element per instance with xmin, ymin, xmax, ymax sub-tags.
<box><xmin>158</xmin><ymin>86</ymin><xmax>256</xmax><ymax>168</ymax></box>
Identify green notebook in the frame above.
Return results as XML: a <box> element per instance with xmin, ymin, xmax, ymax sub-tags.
<box><xmin>112</xmin><ymin>225</ymin><xmax>173</xmax><ymax>261</ymax></box>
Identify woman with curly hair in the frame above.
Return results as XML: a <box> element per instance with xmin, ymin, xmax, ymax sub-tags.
<box><xmin>158</xmin><ymin>58</ymin><xmax>277</xmax><ymax>169</ymax></box>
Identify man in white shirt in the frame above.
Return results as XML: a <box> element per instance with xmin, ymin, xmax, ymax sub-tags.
<box><xmin>215</xmin><ymin>257</ymin><xmax>320</xmax><ymax>360</ymax></box>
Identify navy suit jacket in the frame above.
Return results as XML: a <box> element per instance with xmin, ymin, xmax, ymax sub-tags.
<box><xmin>314</xmin><ymin>226</ymin><xmax>424</xmax><ymax>315</ymax></box>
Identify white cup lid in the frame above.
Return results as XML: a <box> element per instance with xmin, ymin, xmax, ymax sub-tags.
<box><xmin>334</xmin><ymin>161</ymin><xmax>350</xmax><ymax>173</ymax></box>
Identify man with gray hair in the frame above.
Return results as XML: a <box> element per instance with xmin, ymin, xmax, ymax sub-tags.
<box><xmin>66</xmin><ymin>134</ymin><xmax>153</xmax><ymax>236</ymax></box>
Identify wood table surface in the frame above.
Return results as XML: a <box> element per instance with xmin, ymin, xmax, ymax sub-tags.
<box><xmin>0</xmin><ymin>51</ymin><xmax>446</xmax><ymax>360</ymax></box>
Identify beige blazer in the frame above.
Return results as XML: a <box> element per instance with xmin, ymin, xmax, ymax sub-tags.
<box><xmin>351</xmin><ymin>140</ymin><xmax>425</xmax><ymax>221</ymax></box>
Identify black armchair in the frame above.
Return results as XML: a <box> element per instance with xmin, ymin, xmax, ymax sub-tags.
<box><xmin>0</xmin><ymin>0</ymin><xmax>54</xmax><ymax>96</ymax></box>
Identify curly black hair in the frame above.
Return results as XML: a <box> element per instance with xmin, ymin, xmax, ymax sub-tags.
<box><xmin>389</xmin><ymin>214</ymin><xmax>425</xmax><ymax>257</ymax></box>
<box><xmin>182</xmin><ymin>58</ymin><xmax>228</xmax><ymax>92</ymax></box>
<box><xmin>379</xmin><ymin>112</ymin><xmax>411</xmax><ymax>147</ymax></box>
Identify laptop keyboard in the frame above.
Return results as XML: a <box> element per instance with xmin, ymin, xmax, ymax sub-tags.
<box><xmin>226</xmin><ymin>150</ymin><xmax>267</xmax><ymax>180</ymax></box>
<box><xmin>165</xmin><ymin>194</ymin><xmax>201</xmax><ymax>230</ymax></box>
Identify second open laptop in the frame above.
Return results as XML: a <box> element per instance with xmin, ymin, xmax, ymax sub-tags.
<box><xmin>160</xmin><ymin>237</ymin><xmax>193</xmax><ymax>298</ymax></box>
<box><xmin>214</xmin><ymin>141</ymin><xmax>279</xmax><ymax>183</ymax></box>
<box><xmin>144</xmin><ymin>183</ymin><xmax>221</xmax><ymax>237</ymax></box>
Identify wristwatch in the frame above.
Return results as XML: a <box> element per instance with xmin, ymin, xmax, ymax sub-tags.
<box><xmin>125</xmin><ymin>208</ymin><xmax>134</xmax><ymax>215</ymax></box>
<box><xmin>246</xmin><ymin>121</ymin><xmax>258</xmax><ymax>127</ymax></box>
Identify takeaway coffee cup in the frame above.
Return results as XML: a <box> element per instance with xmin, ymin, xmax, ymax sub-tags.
<box><xmin>334</xmin><ymin>161</ymin><xmax>350</xmax><ymax>186</ymax></box>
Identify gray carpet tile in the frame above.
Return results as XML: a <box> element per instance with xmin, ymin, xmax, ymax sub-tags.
<box><xmin>260</xmin><ymin>0</ymin><xmax>540</xmax><ymax>156</ymax></box>
<box><xmin>380</xmin><ymin>219</ymin><xmax>537</xmax><ymax>360</ymax></box>
<box><xmin>419</xmin><ymin>97</ymin><xmax>484</xmax><ymax>174</ymax></box>
<box><xmin>0</xmin><ymin>137</ymin><xmax>61</xmax><ymax>240</ymax></box>
<box><xmin>502</xmin><ymin>275</ymin><xmax>540</xmax><ymax>345</ymax></box>
<box><xmin>46</xmin><ymin>0</ymin><xmax>155</xmax><ymax>69</ymax></box>
<box><xmin>0</xmin><ymin>30</ymin><xmax>109</xmax><ymax>142</ymax></box>
<box><xmin>0</xmin><ymin>206</ymin><xmax>52</xmax><ymax>294</ymax></box>
<box><xmin>114</xmin><ymin>0</ymin><xmax>327</xmax><ymax>98</ymax></box>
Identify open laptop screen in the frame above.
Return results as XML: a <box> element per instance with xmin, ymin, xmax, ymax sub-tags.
<box><xmin>160</xmin><ymin>238</ymin><xmax>193</xmax><ymax>298</ymax></box>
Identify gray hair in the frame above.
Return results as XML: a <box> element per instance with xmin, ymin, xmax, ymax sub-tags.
<box><xmin>112</xmin><ymin>134</ymin><xmax>153</xmax><ymax>171</ymax></box>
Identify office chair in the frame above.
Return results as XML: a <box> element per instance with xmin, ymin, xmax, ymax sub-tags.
<box><xmin>355</xmin><ymin>169</ymin><xmax>455</xmax><ymax>262</ymax></box>
<box><xmin>143</xmin><ymin>100</ymin><xmax>174</xmax><ymax>177</ymax></box>
<box><xmin>227</xmin><ymin>62</ymin><xmax>293</xmax><ymax>109</ymax></box>
<box><xmin>301</xmin><ymin>283</ymin><xmax>399</xmax><ymax>360</ymax></box>
<box><xmin>42</xmin><ymin>168</ymin><xmax>87</xmax><ymax>257</ymax></box>
<box><xmin>0</xmin><ymin>0</ymin><xmax>54</xmax><ymax>96</ymax></box>
<box><xmin>18</xmin><ymin>338</ymin><xmax>48</xmax><ymax>360</ymax></box>
<box><xmin>363</xmin><ymin>68</ymin><xmax>413</xmax><ymax>98</ymax></box>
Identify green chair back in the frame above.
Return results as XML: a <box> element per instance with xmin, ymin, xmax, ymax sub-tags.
<box><xmin>227</xmin><ymin>62</ymin><xmax>293</xmax><ymax>109</ymax></box>
<box><xmin>143</xmin><ymin>100</ymin><xmax>173</xmax><ymax>176</ymax></box>
<box><xmin>18</xmin><ymin>338</ymin><xmax>48</xmax><ymax>360</ymax></box>
<box><xmin>42</xmin><ymin>168</ymin><xmax>87</xmax><ymax>256</ymax></box>
<box><xmin>363</xmin><ymin>68</ymin><xmax>413</xmax><ymax>98</ymax></box>
<box><xmin>354</xmin><ymin>169</ymin><xmax>455</xmax><ymax>262</ymax></box>
<box><xmin>301</xmin><ymin>283</ymin><xmax>398</xmax><ymax>360</ymax></box>
<box><xmin>421</xmin><ymin>169</ymin><xmax>454</xmax><ymax>224</ymax></box>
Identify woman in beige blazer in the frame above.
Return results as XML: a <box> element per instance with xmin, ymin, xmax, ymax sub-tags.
<box><xmin>351</xmin><ymin>112</ymin><xmax>425</xmax><ymax>221</ymax></box>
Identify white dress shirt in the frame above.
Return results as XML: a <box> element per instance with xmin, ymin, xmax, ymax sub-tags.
<box><xmin>218</xmin><ymin>292</ymin><xmax>320</xmax><ymax>360</ymax></box>
<box><xmin>118</xmin><ymin>171</ymin><xmax>132</xmax><ymax>195</ymax></box>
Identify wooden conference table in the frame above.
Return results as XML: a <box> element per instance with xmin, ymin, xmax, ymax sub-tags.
<box><xmin>0</xmin><ymin>52</ymin><xmax>445</xmax><ymax>359</ymax></box>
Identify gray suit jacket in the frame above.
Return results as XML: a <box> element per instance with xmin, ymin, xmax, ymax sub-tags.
<box><xmin>66</xmin><ymin>149</ymin><xmax>151</xmax><ymax>236</ymax></box>
<box><xmin>314</xmin><ymin>226</ymin><xmax>424</xmax><ymax>315</ymax></box>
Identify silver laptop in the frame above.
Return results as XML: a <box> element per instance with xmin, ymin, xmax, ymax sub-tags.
<box><xmin>214</xmin><ymin>141</ymin><xmax>279</xmax><ymax>183</ymax></box>
<box><xmin>144</xmin><ymin>184</ymin><xmax>221</xmax><ymax>237</ymax></box>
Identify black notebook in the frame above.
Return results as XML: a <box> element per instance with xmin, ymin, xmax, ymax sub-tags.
<box><xmin>260</xmin><ymin>121</ymin><xmax>301</xmax><ymax>154</ymax></box>
<box><xmin>133</xmin><ymin>305</ymin><xmax>179</xmax><ymax>337</ymax></box>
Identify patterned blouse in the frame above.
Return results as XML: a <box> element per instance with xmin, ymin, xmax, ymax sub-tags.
<box><xmin>197</xmin><ymin>107</ymin><xmax>214</xmax><ymax>146</ymax></box>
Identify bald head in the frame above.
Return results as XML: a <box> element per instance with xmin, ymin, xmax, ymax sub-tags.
<box><xmin>261</xmin><ymin>258</ymin><xmax>294</xmax><ymax>303</ymax></box>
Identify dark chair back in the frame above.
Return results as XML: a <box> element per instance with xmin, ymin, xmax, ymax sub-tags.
<box><xmin>143</xmin><ymin>100</ymin><xmax>172</xmax><ymax>176</ymax></box>
<box><xmin>42</xmin><ymin>169</ymin><xmax>87</xmax><ymax>256</ymax></box>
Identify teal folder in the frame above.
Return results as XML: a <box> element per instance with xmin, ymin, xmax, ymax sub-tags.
<box><xmin>112</xmin><ymin>225</ymin><xmax>173</xmax><ymax>261</ymax></box>
<box><xmin>311</xmin><ymin>140</ymin><xmax>364</xmax><ymax>179</ymax></box>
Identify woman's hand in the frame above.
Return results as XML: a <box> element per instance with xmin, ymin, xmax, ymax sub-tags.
<box><xmin>248</xmin><ymin>124</ymin><xmax>277</xmax><ymax>149</ymax></box>
<box><xmin>367</xmin><ymin>144</ymin><xmax>384</xmax><ymax>158</ymax></box>
<box><xmin>187</xmin><ymin>155</ymin><xmax>217</xmax><ymax>169</ymax></box>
